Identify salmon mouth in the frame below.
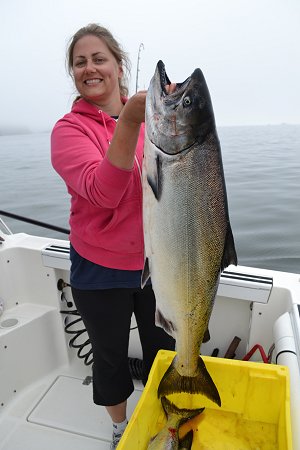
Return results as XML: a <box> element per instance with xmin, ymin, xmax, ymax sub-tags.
<box><xmin>157</xmin><ymin>60</ymin><xmax>191</xmax><ymax>96</ymax></box>
<box><xmin>157</xmin><ymin>60</ymin><xmax>171</xmax><ymax>94</ymax></box>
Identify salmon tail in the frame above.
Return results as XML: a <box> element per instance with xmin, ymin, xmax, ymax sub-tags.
<box><xmin>179</xmin><ymin>429</ymin><xmax>194</xmax><ymax>450</ymax></box>
<box><xmin>161</xmin><ymin>396</ymin><xmax>204</xmax><ymax>422</ymax></box>
<box><xmin>158</xmin><ymin>355</ymin><xmax>221</xmax><ymax>407</ymax></box>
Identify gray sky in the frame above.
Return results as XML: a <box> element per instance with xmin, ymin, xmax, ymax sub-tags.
<box><xmin>1</xmin><ymin>0</ymin><xmax>300</xmax><ymax>133</ymax></box>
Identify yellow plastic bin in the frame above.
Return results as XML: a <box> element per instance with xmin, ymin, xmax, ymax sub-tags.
<box><xmin>119</xmin><ymin>350</ymin><xmax>292</xmax><ymax>449</ymax></box>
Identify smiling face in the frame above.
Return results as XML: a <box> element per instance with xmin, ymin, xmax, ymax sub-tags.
<box><xmin>72</xmin><ymin>34</ymin><xmax>123</xmax><ymax>109</ymax></box>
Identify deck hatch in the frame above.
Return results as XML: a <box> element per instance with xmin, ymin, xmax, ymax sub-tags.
<box><xmin>27</xmin><ymin>375</ymin><xmax>142</xmax><ymax>441</ymax></box>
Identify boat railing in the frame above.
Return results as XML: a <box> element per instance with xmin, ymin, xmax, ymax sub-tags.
<box><xmin>0</xmin><ymin>216</ymin><xmax>13</xmax><ymax>235</ymax></box>
<box><xmin>0</xmin><ymin>209</ymin><xmax>69</xmax><ymax>235</ymax></box>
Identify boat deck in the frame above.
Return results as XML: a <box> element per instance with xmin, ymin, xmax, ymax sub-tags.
<box><xmin>0</xmin><ymin>363</ymin><xmax>143</xmax><ymax>450</ymax></box>
<box><xmin>1</xmin><ymin>232</ymin><xmax>300</xmax><ymax>449</ymax></box>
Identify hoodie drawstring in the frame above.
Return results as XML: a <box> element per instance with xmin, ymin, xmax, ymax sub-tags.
<box><xmin>98</xmin><ymin>109</ymin><xmax>111</xmax><ymax>145</ymax></box>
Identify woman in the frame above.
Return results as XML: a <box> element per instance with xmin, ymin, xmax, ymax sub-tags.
<box><xmin>51</xmin><ymin>23</ymin><xmax>175</xmax><ymax>449</ymax></box>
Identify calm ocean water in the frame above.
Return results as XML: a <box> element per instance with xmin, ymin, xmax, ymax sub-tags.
<box><xmin>1</xmin><ymin>125</ymin><xmax>300</xmax><ymax>274</ymax></box>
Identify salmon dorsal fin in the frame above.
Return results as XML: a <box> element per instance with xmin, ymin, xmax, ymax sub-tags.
<box><xmin>221</xmin><ymin>224</ymin><xmax>238</xmax><ymax>271</ymax></box>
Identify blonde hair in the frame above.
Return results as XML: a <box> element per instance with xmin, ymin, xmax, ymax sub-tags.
<box><xmin>66</xmin><ymin>23</ymin><xmax>131</xmax><ymax>97</ymax></box>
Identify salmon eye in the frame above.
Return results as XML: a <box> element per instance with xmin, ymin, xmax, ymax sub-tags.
<box><xmin>183</xmin><ymin>96</ymin><xmax>191</xmax><ymax>106</ymax></box>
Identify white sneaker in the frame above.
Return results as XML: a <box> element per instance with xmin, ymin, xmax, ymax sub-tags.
<box><xmin>110</xmin><ymin>430</ymin><xmax>123</xmax><ymax>449</ymax></box>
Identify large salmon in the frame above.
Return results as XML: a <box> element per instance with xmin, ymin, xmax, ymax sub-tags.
<box><xmin>142</xmin><ymin>61</ymin><xmax>237</xmax><ymax>406</ymax></box>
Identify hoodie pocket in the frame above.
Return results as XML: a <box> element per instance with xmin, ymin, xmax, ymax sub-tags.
<box><xmin>93</xmin><ymin>199</ymin><xmax>142</xmax><ymax>254</ymax></box>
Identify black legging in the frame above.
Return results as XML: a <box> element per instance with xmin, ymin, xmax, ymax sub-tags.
<box><xmin>71</xmin><ymin>284</ymin><xmax>175</xmax><ymax>406</ymax></box>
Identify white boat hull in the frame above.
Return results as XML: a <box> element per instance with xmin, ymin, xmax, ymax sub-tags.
<box><xmin>0</xmin><ymin>229</ymin><xmax>299</xmax><ymax>449</ymax></box>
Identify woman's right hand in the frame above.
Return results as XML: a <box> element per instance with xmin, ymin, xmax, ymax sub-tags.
<box><xmin>106</xmin><ymin>91</ymin><xmax>147</xmax><ymax>170</ymax></box>
<box><xmin>120</xmin><ymin>91</ymin><xmax>147</xmax><ymax>126</ymax></box>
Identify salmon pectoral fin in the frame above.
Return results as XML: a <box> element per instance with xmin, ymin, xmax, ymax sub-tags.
<box><xmin>155</xmin><ymin>309</ymin><xmax>176</xmax><ymax>338</ymax></box>
<box><xmin>158</xmin><ymin>355</ymin><xmax>221</xmax><ymax>407</ymax></box>
<box><xmin>221</xmin><ymin>224</ymin><xmax>238</xmax><ymax>271</ymax></box>
<box><xmin>141</xmin><ymin>258</ymin><xmax>150</xmax><ymax>288</ymax></box>
<box><xmin>179</xmin><ymin>430</ymin><xmax>194</xmax><ymax>450</ymax></box>
<box><xmin>146</xmin><ymin>154</ymin><xmax>163</xmax><ymax>200</ymax></box>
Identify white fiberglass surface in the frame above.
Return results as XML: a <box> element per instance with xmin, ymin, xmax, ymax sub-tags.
<box><xmin>1</xmin><ymin>376</ymin><xmax>143</xmax><ymax>450</ymax></box>
<box><xmin>27</xmin><ymin>376</ymin><xmax>143</xmax><ymax>440</ymax></box>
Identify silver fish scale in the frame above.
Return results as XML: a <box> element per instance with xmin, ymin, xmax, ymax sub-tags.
<box><xmin>143</xmin><ymin>131</ymin><xmax>228</xmax><ymax>375</ymax></box>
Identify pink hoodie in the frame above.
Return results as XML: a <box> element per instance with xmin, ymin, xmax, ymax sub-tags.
<box><xmin>51</xmin><ymin>98</ymin><xmax>145</xmax><ymax>270</ymax></box>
